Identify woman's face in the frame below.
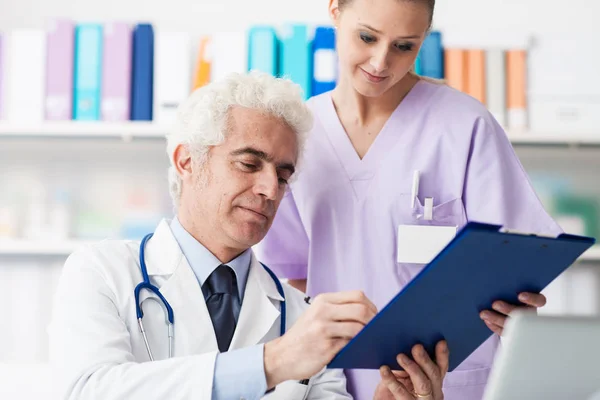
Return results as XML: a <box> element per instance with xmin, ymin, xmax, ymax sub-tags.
<box><xmin>330</xmin><ymin>0</ymin><xmax>431</xmax><ymax>97</ymax></box>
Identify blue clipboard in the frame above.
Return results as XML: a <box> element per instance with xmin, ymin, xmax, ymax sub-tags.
<box><xmin>328</xmin><ymin>222</ymin><xmax>596</xmax><ymax>371</ymax></box>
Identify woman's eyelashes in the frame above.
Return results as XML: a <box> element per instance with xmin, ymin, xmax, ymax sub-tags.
<box><xmin>359</xmin><ymin>32</ymin><xmax>415</xmax><ymax>52</ymax></box>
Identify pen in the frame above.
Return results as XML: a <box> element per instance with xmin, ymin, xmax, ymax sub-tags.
<box><xmin>411</xmin><ymin>170</ymin><xmax>420</xmax><ymax>209</ymax></box>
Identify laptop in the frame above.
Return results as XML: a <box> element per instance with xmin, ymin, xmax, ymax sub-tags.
<box><xmin>483</xmin><ymin>311</ymin><xmax>600</xmax><ymax>400</ymax></box>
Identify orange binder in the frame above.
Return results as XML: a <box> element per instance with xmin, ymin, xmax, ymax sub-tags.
<box><xmin>506</xmin><ymin>50</ymin><xmax>527</xmax><ymax>128</ymax></box>
<box><xmin>466</xmin><ymin>49</ymin><xmax>486</xmax><ymax>104</ymax></box>
<box><xmin>444</xmin><ymin>49</ymin><xmax>467</xmax><ymax>92</ymax></box>
<box><xmin>192</xmin><ymin>36</ymin><xmax>212</xmax><ymax>90</ymax></box>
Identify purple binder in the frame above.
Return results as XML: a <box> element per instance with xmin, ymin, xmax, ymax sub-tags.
<box><xmin>101</xmin><ymin>22</ymin><xmax>132</xmax><ymax>121</ymax></box>
<box><xmin>45</xmin><ymin>19</ymin><xmax>75</xmax><ymax>120</ymax></box>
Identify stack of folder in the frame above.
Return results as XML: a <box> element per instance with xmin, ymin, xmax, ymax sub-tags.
<box><xmin>0</xmin><ymin>21</ymin><xmax>159</xmax><ymax>123</ymax></box>
<box><xmin>416</xmin><ymin>31</ymin><xmax>530</xmax><ymax>130</ymax></box>
<box><xmin>0</xmin><ymin>21</ymin><xmax>341</xmax><ymax>123</ymax></box>
<box><xmin>0</xmin><ymin>22</ymin><xmax>531</xmax><ymax>129</ymax></box>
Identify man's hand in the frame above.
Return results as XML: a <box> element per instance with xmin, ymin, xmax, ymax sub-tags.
<box><xmin>480</xmin><ymin>292</ymin><xmax>546</xmax><ymax>335</ymax></box>
<box><xmin>263</xmin><ymin>290</ymin><xmax>377</xmax><ymax>389</ymax></box>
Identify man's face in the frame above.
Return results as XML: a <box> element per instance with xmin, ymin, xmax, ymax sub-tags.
<box><xmin>185</xmin><ymin>106</ymin><xmax>298</xmax><ymax>253</ymax></box>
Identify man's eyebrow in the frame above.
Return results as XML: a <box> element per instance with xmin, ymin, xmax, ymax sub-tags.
<box><xmin>231</xmin><ymin>147</ymin><xmax>271</xmax><ymax>161</ymax></box>
<box><xmin>230</xmin><ymin>147</ymin><xmax>296</xmax><ymax>175</ymax></box>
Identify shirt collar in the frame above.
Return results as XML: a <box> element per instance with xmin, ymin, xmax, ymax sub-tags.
<box><xmin>169</xmin><ymin>217</ymin><xmax>251</xmax><ymax>300</ymax></box>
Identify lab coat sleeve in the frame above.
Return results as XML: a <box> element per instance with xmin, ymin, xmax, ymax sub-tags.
<box><xmin>254</xmin><ymin>190</ymin><xmax>309</xmax><ymax>279</ymax></box>
<box><xmin>462</xmin><ymin>115</ymin><xmax>563</xmax><ymax>236</ymax></box>
<box><xmin>48</xmin><ymin>250</ymin><xmax>217</xmax><ymax>400</ymax></box>
<box><xmin>306</xmin><ymin>367</ymin><xmax>352</xmax><ymax>399</ymax></box>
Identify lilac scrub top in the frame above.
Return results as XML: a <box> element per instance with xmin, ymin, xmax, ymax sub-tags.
<box><xmin>254</xmin><ymin>80</ymin><xmax>563</xmax><ymax>400</ymax></box>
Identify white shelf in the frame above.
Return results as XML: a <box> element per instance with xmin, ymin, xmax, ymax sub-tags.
<box><xmin>0</xmin><ymin>122</ymin><xmax>168</xmax><ymax>140</ymax></box>
<box><xmin>507</xmin><ymin>131</ymin><xmax>600</xmax><ymax>146</ymax></box>
<box><xmin>0</xmin><ymin>239</ymin><xmax>97</xmax><ymax>256</ymax></box>
<box><xmin>0</xmin><ymin>123</ymin><xmax>599</xmax><ymax>146</ymax></box>
<box><xmin>1</xmin><ymin>239</ymin><xmax>599</xmax><ymax>261</ymax></box>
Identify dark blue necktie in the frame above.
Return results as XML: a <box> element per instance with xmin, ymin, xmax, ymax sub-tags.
<box><xmin>202</xmin><ymin>265</ymin><xmax>238</xmax><ymax>352</ymax></box>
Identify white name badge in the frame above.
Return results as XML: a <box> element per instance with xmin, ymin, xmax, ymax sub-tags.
<box><xmin>396</xmin><ymin>224</ymin><xmax>457</xmax><ymax>264</ymax></box>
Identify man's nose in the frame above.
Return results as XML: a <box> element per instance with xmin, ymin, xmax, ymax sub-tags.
<box><xmin>254</xmin><ymin>168</ymin><xmax>279</xmax><ymax>200</ymax></box>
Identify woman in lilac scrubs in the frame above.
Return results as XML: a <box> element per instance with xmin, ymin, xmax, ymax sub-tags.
<box><xmin>255</xmin><ymin>0</ymin><xmax>563</xmax><ymax>399</ymax></box>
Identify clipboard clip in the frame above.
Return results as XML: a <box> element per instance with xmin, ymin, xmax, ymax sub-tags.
<box><xmin>499</xmin><ymin>228</ymin><xmax>557</xmax><ymax>239</ymax></box>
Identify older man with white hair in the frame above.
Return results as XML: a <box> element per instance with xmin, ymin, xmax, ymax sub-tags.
<box><xmin>49</xmin><ymin>72</ymin><xmax>449</xmax><ymax>400</ymax></box>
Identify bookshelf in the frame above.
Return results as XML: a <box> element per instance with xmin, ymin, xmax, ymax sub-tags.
<box><xmin>0</xmin><ymin>122</ymin><xmax>167</xmax><ymax>140</ymax></box>
<box><xmin>0</xmin><ymin>238</ymin><xmax>98</xmax><ymax>256</ymax></box>
<box><xmin>1</xmin><ymin>122</ymin><xmax>600</xmax><ymax>146</ymax></box>
<box><xmin>1</xmin><ymin>239</ymin><xmax>599</xmax><ymax>261</ymax></box>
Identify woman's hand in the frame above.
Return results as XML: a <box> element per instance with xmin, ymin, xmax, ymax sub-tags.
<box><xmin>373</xmin><ymin>341</ymin><xmax>449</xmax><ymax>400</ymax></box>
<box><xmin>480</xmin><ymin>292</ymin><xmax>546</xmax><ymax>335</ymax></box>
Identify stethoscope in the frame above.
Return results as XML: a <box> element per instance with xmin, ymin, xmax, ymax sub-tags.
<box><xmin>134</xmin><ymin>232</ymin><xmax>287</xmax><ymax>361</ymax></box>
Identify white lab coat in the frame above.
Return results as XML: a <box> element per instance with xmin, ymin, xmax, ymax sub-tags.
<box><xmin>48</xmin><ymin>219</ymin><xmax>351</xmax><ymax>400</ymax></box>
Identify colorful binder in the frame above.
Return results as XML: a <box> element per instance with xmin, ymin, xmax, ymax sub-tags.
<box><xmin>74</xmin><ymin>24</ymin><xmax>103</xmax><ymax>121</ymax></box>
<box><xmin>419</xmin><ymin>31</ymin><xmax>443</xmax><ymax>79</ymax></box>
<box><xmin>5</xmin><ymin>30</ymin><xmax>46</xmax><ymax>122</ymax></box>
<box><xmin>311</xmin><ymin>26</ymin><xmax>337</xmax><ymax>96</ymax></box>
<box><xmin>506</xmin><ymin>50</ymin><xmax>527</xmax><ymax>130</ymax></box>
<box><xmin>211</xmin><ymin>32</ymin><xmax>247</xmax><ymax>83</ymax></box>
<box><xmin>192</xmin><ymin>36</ymin><xmax>212</xmax><ymax>90</ymax></box>
<box><xmin>0</xmin><ymin>34</ymin><xmax>4</xmax><ymax>119</ymax></box>
<box><xmin>466</xmin><ymin>49</ymin><xmax>486</xmax><ymax>104</ymax></box>
<box><xmin>45</xmin><ymin>19</ymin><xmax>75</xmax><ymax>120</ymax></box>
<box><xmin>248</xmin><ymin>26</ymin><xmax>278</xmax><ymax>76</ymax></box>
<box><xmin>444</xmin><ymin>48</ymin><xmax>467</xmax><ymax>92</ymax></box>
<box><xmin>280</xmin><ymin>24</ymin><xmax>311</xmax><ymax>99</ymax></box>
<box><xmin>485</xmin><ymin>49</ymin><xmax>506</xmax><ymax>127</ymax></box>
<box><xmin>102</xmin><ymin>22</ymin><xmax>132</xmax><ymax>121</ymax></box>
<box><xmin>153</xmin><ymin>31</ymin><xmax>191</xmax><ymax>123</ymax></box>
<box><xmin>131</xmin><ymin>23</ymin><xmax>154</xmax><ymax>121</ymax></box>
<box><xmin>414</xmin><ymin>52</ymin><xmax>423</xmax><ymax>75</ymax></box>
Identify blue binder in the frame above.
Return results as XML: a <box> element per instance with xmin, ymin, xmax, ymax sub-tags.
<box><xmin>414</xmin><ymin>52</ymin><xmax>423</xmax><ymax>75</ymax></box>
<box><xmin>131</xmin><ymin>23</ymin><xmax>154</xmax><ymax>121</ymax></box>
<box><xmin>328</xmin><ymin>222</ymin><xmax>595</xmax><ymax>371</ymax></box>
<box><xmin>280</xmin><ymin>24</ymin><xmax>311</xmax><ymax>99</ymax></box>
<box><xmin>418</xmin><ymin>31</ymin><xmax>443</xmax><ymax>79</ymax></box>
<box><xmin>74</xmin><ymin>24</ymin><xmax>102</xmax><ymax>120</ymax></box>
<box><xmin>311</xmin><ymin>26</ymin><xmax>337</xmax><ymax>96</ymax></box>
<box><xmin>248</xmin><ymin>26</ymin><xmax>278</xmax><ymax>76</ymax></box>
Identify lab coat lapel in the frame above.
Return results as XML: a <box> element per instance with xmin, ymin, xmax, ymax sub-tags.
<box><xmin>144</xmin><ymin>220</ymin><xmax>219</xmax><ymax>354</ymax></box>
<box><xmin>229</xmin><ymin>254</ymin><xmax>283</xmax><ymax>349</ymax></box>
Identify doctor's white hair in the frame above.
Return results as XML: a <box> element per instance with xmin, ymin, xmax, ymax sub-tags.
<box><xmin>166</xmin><ymin>71</ymin><xmax>313</xmax><ymax>209</ymax></box>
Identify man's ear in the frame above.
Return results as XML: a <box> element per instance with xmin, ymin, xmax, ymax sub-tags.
<box><xmin>173</xmin><ymin>144</ymin><xmax>193</xmax><ymax>179</ymax></box>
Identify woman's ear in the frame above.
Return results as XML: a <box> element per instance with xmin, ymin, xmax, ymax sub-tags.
<box><xmin>329</xmin><ymin>0</ymin><xmax>341</xmax><ymax>27</ymax></box>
